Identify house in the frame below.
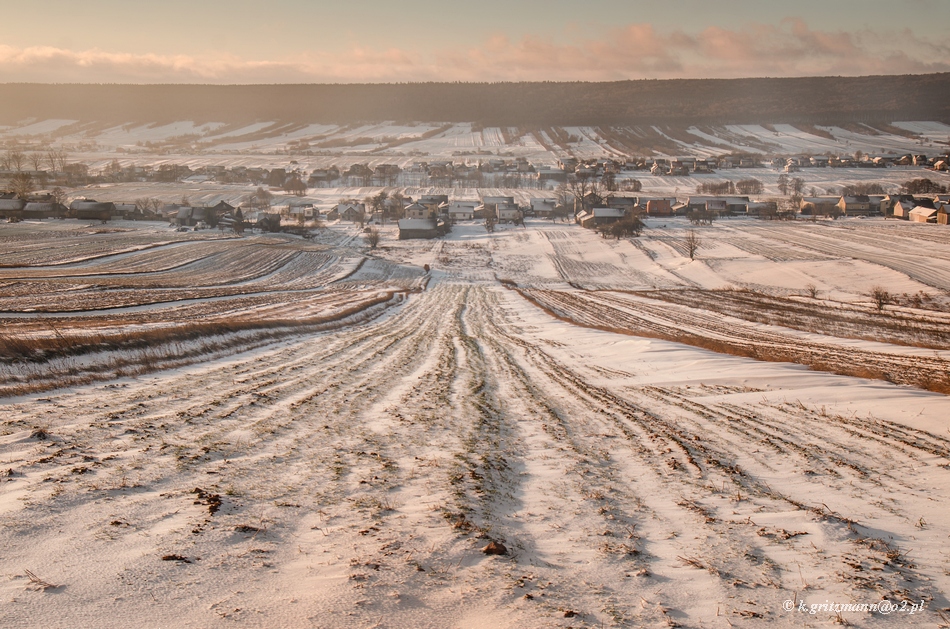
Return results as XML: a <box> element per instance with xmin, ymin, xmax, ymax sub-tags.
<box><xmin>159</xmin><ymin>203</ymin><xmax>188</xmax><ymax>222</ymax></box>
<box><xmin>799</xmin><ymin>197</ymin><xmax>839</xmax><ymax>216</ymax></box>
<box><xmin>288</xmin><ymin>204</ymin><xmax>315</xmax><ymax>220</ymax></box>
<box><xmin>694</xmin><ymin>159</ymin><xmax>714</xmax><ymax>173</ymax></box>
<box><xmin>909</xmin><ymin>206</ymin><xmax>938</xmax><ymax>223</ymax></box>
<box><xmin>668</xmin><ymin>160</ymin><xmax>689</xmax><ymax>176</ymax></box>
<box><xmin>497</xmin><ymin>203</ymin><xmax>523</xmax><ymax>223</ymax></box>
<box><xmin>938</xmin><ymin>205</ymin><xmax>949</xmax><ymax>225</ymax></box>
<box><xmin>530</xmin><ymin>198</ymin><xmax>557</xmax><ymax>218</ymax></box>
<box><xmin>892</xmin><ymin>199</ymin><xmax>916</xmax><ymax>220</ymax></box>
<box><xmin>557</xmin><ymin>157</ymin><xmax>578</xmax><ymax>172</ymax></box>
<box><xmin>605</xmin><ymin>196</ymin><xmax>637</xmax><ymax>212</ymax></box>
<box><xmin>257</xmin><ymin>213</ymin><xmax>282</xmax><ymax>232</ymax></box>
<box><xmin>404</xmin><ymin>202</ymin><xmax>435</xmax><ymax>219</ymax></box>
<box><xmin>882</xmin><ymin>194</ymin><xmax>915</xmax><ymax>217</ymax></box>
<box><xmin>175</xmin><ymin>206</ymin><xmax>198</xmax><ymax>226</ymax></box>
<box><xmin>645</xmin><ymin>199</ymin><xmax>673</xmax><ymax>216</ymax></box>
<box><xmin>418</xmin><ymin>194</ymin><xmax>449</xmax><ymax>213</ymax></box>
<box><xmin>837</xmin><ymin>195</ymin><xmax>873</xmax><ymax>216</ymax></box>
<box><xmin>208</xmin><ymin>200</ymin><xmax>235</xmax><ymax>216</ymax></box>
<box><xmin>448</xmin><ymin>200</ymin><xmax>478</xmax><ymax>221</ymax></box>
<box><xmin>481</xmin><ymin>196</ymin><xmax>515</xmax><ymax>219</ymax></box>
<box><xmin>335</xmin><ymin>202</ymin><xmax>366</xmax><ymax>222</ymax></box>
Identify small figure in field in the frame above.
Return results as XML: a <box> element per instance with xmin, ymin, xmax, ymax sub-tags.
<box><xmin>423</xmin><ymin>264</ymin><xmax>430</xmax><ymax>273</ymax></box>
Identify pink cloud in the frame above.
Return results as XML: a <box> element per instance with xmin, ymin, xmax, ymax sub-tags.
<box><xmin>0</xmin><ymin>20</ymin><xmax>946</xmax><ymax>84</ymax></box>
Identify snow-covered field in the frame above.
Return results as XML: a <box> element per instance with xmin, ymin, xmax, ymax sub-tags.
<box><xmin>1</xmin><ymin>218</ymin><xmax>949</xmax><ymax>628</ymax></box>
<box><xmin>4</xmin><ymin>119</ymin><xmax>948</xmax><ymax>174</ymax></box>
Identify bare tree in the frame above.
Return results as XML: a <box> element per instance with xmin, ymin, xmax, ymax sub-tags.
<box><xmin>684</xmin><ymin>230</ymin><xmax>701</xmax><ymax>260</ymax></box>
<box><xmin>364</xmin><ymin>227</ymin><xmax>381</xmax><ymax>249</ymax></box>
<box><xmin>805</xmin><ymin>283</ymin><xmax>819</xmax><ymax>299</ymax></box>
<box><xmin>28</xmin><ymin>152</ymin><xmax>44</xmax><ymax>171</ymax></box>
<box><xmin>135</xmin><ymin>197</ymin><xmax>162</xmax><ymax>217</ymax></box>
<box><xmin>50</xmin><ymin>187</ymin><xmax>68</xmax><ymax>206</ymax></box>
<box><xmin>9</xmin><ymin>173</ymin><xmax>34</xmax><ymax>199</ymax></box>
<box><xmin>6</xmin><ymin>149</ymin><xmax>25</xmax><ymax>172</ymax></box>
<box><xmin>870</xmin><ymin>286</ymin><xmax>891</xmax><ymax>311</ymax></box>
<box><xmin>791</xmin><ymin>177</ymin><xmax>806</xmax><ymax>196</ymax></box>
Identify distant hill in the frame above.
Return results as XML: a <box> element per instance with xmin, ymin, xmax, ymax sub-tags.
<box><xmin>2</xmin><ymin>75</ymin><xmax>948</xmax><ymax>127</ymax></box>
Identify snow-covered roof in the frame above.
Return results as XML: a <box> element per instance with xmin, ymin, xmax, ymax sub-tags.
<box><xmin>592</xmin><ymin>208</ymin><xmax>625</xmax><ymax>218</ymax></box>
<box><xmin>398</xmin><ymin>218</ymin><xmax>438</xmax><ymax>229</ymax></box>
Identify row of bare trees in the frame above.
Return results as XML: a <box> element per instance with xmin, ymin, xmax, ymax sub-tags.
<box><xmin>1</xmin><ymin>149</ymin><xmax>68</xmax><ymax>173</ymax></box>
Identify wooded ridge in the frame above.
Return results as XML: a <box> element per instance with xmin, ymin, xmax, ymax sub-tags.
<box><xmin>1</xmin><ymin>74</ymin><xmax>948</xmax><ymax>126</ymax></box>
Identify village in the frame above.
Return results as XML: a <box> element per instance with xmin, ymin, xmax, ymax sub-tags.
<box><xmin>2</xmin><ymin>140</ymin><xmax>950</xmax><ymax>238</ymax></box>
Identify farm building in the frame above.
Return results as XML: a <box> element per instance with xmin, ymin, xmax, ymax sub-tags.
<box><xmin>746</xmin><ymin>201</ymin><xmax>779</xmax><ymax>216</ymax></box>
<box><xmin>398</xmin><ymin>217</ymin><xmax>446</xmax><ymax>240</ymax></box>
<box><xmin>23</xmin><ymin>202</ymin><xmax>67</xmax><ymax>219</ymax></box>
<box><xmin>686</xmin><ymin>196</ymin><xmax>750</xmax><ymax>214</ymax></box>
<box><xmin>536</xmin><ymin>168</ymin><xmax>567</xmax><ymax>182</ymax></box>
<box><xmin>70</xmin><ymin>200</ymin><xmax>116</xmax><ymax>221</ymax></box>
<box><xmin>584</xmin><ymin>207</ymin><xmax>627</xmax><ymax>227</ymax></box>
<box><xmin>575</xmin><ymin>210</ymin><xmax>594</xmax><ymax>229</ymax></box>
<box><xmin>0</xmin><ymin>197</ymin><xmax>26</xmax><ymax>219</ymax></box>
<box><xmin>938</xmin><ymin>206</ymin><xmax>949</xmax><ymax>225</ymax></box>
<box><xmin>799</xmin><ymin>197</ymin><xmax>840</xmax><ymax>216</ymax></box>
<box><xmin>112</xmin><ymin>203</ymin><xmax>139</xmax><ymax>219</ymax></box>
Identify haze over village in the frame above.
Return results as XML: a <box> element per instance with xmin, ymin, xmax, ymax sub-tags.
<box><xmin>1</xmin><ymin>2</ymin><xmax>950</xmax><ymax>628</ymax></box>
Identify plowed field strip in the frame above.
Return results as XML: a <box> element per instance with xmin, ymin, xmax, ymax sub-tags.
<box><xmin>519</xmin><ymin>288</ymin><xmax>950</xmax><ymax>393</ymax></box>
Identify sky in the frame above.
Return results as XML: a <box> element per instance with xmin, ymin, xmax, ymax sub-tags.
<box><xmin>0</xmin><ymin>0</ymin><xmax>947</xmax><ymax>83</ymax></box>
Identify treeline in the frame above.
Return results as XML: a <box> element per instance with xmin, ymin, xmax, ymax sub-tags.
<box><xmin>1</xmin><ymin>74</ymin><xmax>948</xmax><ymax>127</ymax></box>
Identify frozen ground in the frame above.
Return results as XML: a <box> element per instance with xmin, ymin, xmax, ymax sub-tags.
<box><xmin>1</xmin><ymin>218</ymin><xmax>949</xmax><ymax>628</ymax></box>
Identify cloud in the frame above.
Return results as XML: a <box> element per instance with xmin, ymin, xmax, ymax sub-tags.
<box><xmin>0</xmin><ymin>19</ymin><xmax>947</xmax><ymax>84</ymax></box>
